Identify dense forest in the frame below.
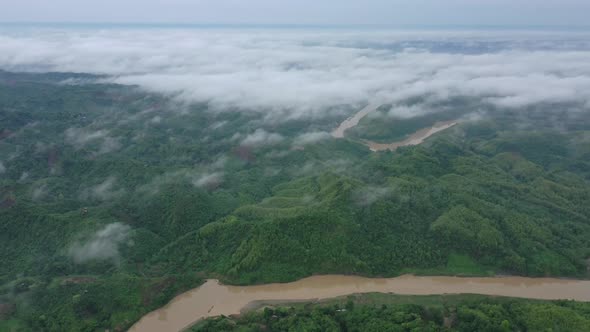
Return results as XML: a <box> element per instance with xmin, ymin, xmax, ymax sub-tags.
<box><xmin>1</xmin><ymin>70</ymin><xmax>590</xmax><ymax>331</ymax></box>
<box><xmin>193</xmin><ymin>293</ymin><xmax>590</xmax><ymax>332</ymax></box>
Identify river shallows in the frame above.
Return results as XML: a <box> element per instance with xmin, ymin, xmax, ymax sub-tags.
<box><xmin>129</xmin><ymin>274</ymin><xmax>590</xmax><ymax>332</ymax></box>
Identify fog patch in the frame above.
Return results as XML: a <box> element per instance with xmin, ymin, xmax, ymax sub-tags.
<box><xmin>68</xmin><ymin>222</ymin><xmax>131</xmax><ymax>264</ymax></box>
<box><xmin>266</xmin><ymin>150</ymin><xmax>291</xmax><ymax>159</ymax></box>
<box><xmin>294</xmin><ymin>131</ymin><xmax>331</xmax><ymax>146</ymax></box>
<box><xmin>80</xmin><ymin>177</ymin><xmax>125</xmax><ymax>201</ymax></box>
<box><xmin>64</xmin><ymin>127</ymin><xmax>121</xmax><ymax>154</ymax></box>
<box><xmin>387</xmin><ymin>105</ymin><xmax>433</xmax><ymax>118</ymax></box>
<box><xmin>241</xmin><ymin>129</ymin><xmax>283</xmax><ymax>147</ymax></box>
<box><xmin>136</xmin><ymin>169</ymin><xmax>194</xmax><ymax>195</ymax></box>
<box><xmin>18</xmin><ymin>172</ymin><xmax>29</xmax><ymax>182</ymax></box>
<box><xmin>65</xmin><ymin>128</ymin><xmax>109</xmax><ymax>148</ymax></box>
<box><xmin>31</xmin><ymin>183</ymin><xmax>49</xmax><ymax>201</ymax></box>
<box><xmin>294</xmin><ymin>159</ymin><xmax>352</xmax><ymax>176</ymax></box>
<box><xmin>98</xmin><ymin>137</ymin><xmax>122</xmax><ymax>154</ymax></box>
<box><xmin>138</xmin><ymin>168</ymin><xmax>222</xmax><ymax>194</ymax></box>
<box><xmin>192</xmin><ymin>172</ymin><xmax>223</xmax><ymax>189</ymax></box>
<box><xmin>210</xmin><ymin>121</ymin><xmax>227</xmax><ymax>130</ymax></box>
<box><xmin>354</xmin><ymin>186</ymin><xmax>392</xmax><ymax>206</ymax></box>
<box><xmin>210</xmin><ymin>155</ymin><xmax>228</xmax><ymax>169</ymax></box>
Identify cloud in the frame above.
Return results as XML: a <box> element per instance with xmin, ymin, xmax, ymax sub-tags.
<box><xmin>65</xmin><ymin>127</ymin><xmax>121</xmax><ymax>154</ymax></box>
<box><xmin>210</xmin><ymin>156</ymin><xmax>228</xmax><ymax>169</ymax></box>
<box><xmin>294</xmin><ymin>131</ymin><xmax>331</xmax><ymax>145</ymax></box>
<box><xmin>354</xmin><ymin>186</ymin><xmax>392</xmax><ymax>206</ymax></box>
<box><xmin>32</xmin><ymin>183</ymin><xmax>49</xmax><ymax>201</ymax></box>
<box><xmin>1</xmin><ymin>29</ymin><xmax>590</xmax><ymax>122</ymax></box>
<box><xmin>0</xmin><ymin>161</ymin><xmax>5</xmax><ymax>174</ymax></box>
<box><xmin>293</xmin><ymin>158</ymin><xmax>352</xmax><ymax>176</ymax></box>
<box><xmin>137</xmin><ymin>168</ymin><xmax>224</xmax><ymax>194</ymax></box>
<box><xmin>98</xmin><ymin>136</ymin><xmax>122</xmax><ymax>154</ymax></box>
<box><xmin>18</xmin><ymin>172</ymin><xmax>29</xmax><ymax>182</ymax></box>
<box><xmin>241</xmin><ymin>129</ymin><xmax>284</xmax><ymax>147</ymax></box>
<box><xmin>136</xmin><ymin>169</ymin><xmax>195</xmax><ymax>195</ymax></box>
<box><xmin>65</xmin><ymin>128</ymin><xmax>109</xmax><ymax>148</ymax></box>
<box><xmin>386</xmin><ymin>105</ymin><xmax>432</xmax><ymax>119</ymax></box>
<box><xmin>192</xmin><ymin>172</ymin><xmax>223</xmax><ymax>189</ymax></box>
<box><xmin>68</xmin><ymin>222</ymin><xmax>131</xmax><ymax>264</ymax></box>
<box><xmin>80</xmin><ymin>177</ymin><xmax>125</xmax><ymax>201</ymax></box>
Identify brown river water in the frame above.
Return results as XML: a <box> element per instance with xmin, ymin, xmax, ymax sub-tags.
<box><xmin>330</xmin><ymin>103</ymin><xmax>457</xmax><ymax>151</ymax></box>
<box><xmin>129</xmin><ymin>274</ymin><xmax>590</xmax><ymax>332</ymax></box>
<box><xmin>366</xmin><ymin>121</ymin><xmax>458</xmax><ymax>152</ymax></box>
<box><xmin>331</xmin><ymin>103</ymin><xmax>382</xmax><ymax>138</ymax></box>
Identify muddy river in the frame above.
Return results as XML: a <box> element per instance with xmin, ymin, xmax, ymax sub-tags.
<box><xmin>331</xmin><ymin>103</ymin><xmax>458</xmax><ymax>151</ymax></box>
<box><xmin>366</xmin><ymin>121</ymin><xmax>458</xmax><ymax>151</ymax></box>
<box><xmin>332</xmin><ymin>103</ymin><xmax>382</xmax><ymax>138</ymax></box>
<box><xmin>129</xmin><ymin>274</ymin><xmax>590</xmax><ymax>332</ymax></box>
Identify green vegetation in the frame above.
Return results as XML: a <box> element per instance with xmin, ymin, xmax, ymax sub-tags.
<box><xmin>1</xmin><ymin>71</ymin><xmax>590</xmax><ymax>330</ymax></box>
<box><xmin>346</xmin><ymin>98</ymin><xmax>477</xmax><ymax>143</ymax></box>
<box><xmin>193</xmin><ymin>294</ymin><xmax>590</xmax><ymax>332</ymax></box>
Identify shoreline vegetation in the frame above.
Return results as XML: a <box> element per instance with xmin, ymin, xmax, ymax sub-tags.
<box><xmin>191</xmin><ymin>292</ymin><xmax>590</xmax><ymax>332</ymax></box>
<box><xmin>130</xmin><ymin>274</ymin><xmax>590</xmax><ymax>332</ymax></box>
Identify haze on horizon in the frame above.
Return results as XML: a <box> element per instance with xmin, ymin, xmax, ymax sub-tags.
<box><xmin>1</xmin><ymin>0</ymin><xmax>590</xmax><ymax>27</ymax></box>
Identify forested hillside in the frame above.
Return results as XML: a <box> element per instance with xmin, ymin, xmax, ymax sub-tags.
<box><xmin>1</xmin><ymin>71</ymin><xmax>590</xmax><ymax>331</ymax></box>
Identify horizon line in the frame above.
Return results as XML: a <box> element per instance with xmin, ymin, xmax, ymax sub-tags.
<box><xmin>1</xmin><ymin>21</ymin><xmax>590</xmax><ymax>31</ymax></box>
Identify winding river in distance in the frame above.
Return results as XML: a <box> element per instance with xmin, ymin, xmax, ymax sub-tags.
<box><xmin>331</xmin><ymin>103</ymin><xmax>458</xmax><ymax>151</ymax></box>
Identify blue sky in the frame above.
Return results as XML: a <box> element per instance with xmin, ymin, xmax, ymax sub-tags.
<box><xmin>1</xmin><ymin>0</ymin><xmax>589</xmax><ymax>26</ymax></box>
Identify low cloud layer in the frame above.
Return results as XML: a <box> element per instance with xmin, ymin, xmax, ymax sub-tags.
<box><xmin>354</xmin><ymin>186</ymin><xmax>392</xmax><ymax>206</ymax></box>
<box><xmin>79</xmin><ymin>177</ymin><xmax>126</xmax><ymax>201</ymax></box>
<box><xmin>138</xmin><ymin>167</ymin><xmax>225</xmax><ymax>194</ymax></box>
<box><xmin>65</xmin><ymin>127</ymin><xmax>121</xmax><ymax>154</ymax></box>
<box><xmin>294</xmin><ymin>131</ymin><xmax>331</xmax><ymax>145</ymax></box>
<box><xmin>1</xmin><ymin>29</ymin><xmax>590</xmax><ymax>120</ymax></box>
<box><xmin>192</xmin><ymin>172</ymin><xmax>223</xmax><ymax>189</ymax></box>
<box><xmin>68</xmin><ymin>222</ymin><xmax>131</xmax><ymax>264</ymax></box>
<box><xmin>241</xmin><ymin>129</ymin><xmax>284</xmax><ymax>147</ymax></box>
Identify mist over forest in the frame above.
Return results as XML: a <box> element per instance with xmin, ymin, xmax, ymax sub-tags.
<box><xmin>2</xmin><ymin>27</ymin><xmax>590</xmax><ymax>331</ymax></box>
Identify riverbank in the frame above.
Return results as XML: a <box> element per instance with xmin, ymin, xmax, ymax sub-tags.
<box><xmin>365</xmin><ymin>120</ymin><xmax>458</xmax><ymax>151</ymax></box>
<box><xmin>129</xmin><ymin>274</ymin><xmax>590</xmax><ymax>332</ymax></box>
<box><xmin>331</xmin><ymin>103</ymin><xmax>459</xmax><ymax>151</ymax></box>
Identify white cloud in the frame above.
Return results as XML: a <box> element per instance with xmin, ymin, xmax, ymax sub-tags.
<box><xmin>192</xmin><ymin>172</ymin><xmax>223</xmax><ymax>188</ymax></box>
<box><xmin>354</xmin><ymin>186</ymin><xmax>392</xmax><ymax>206</ymax></box>
<box><xmin>65</xmin><ymin>127</ymin><xmax>109</xmax><ymax>148</ymax></box>
<box><xmin>65</xmin><ymin>127</ymin><xmax>121</xmax><ymax>154</ymax></box>
<box><xmin>1</xmin><ymin>29</ymin><xmax>590</xmax><ymax>121</ymax></box>
<box><xmin>387</xmin><ymin>105</ymin><xmax>432</xmax><ymax>118</ymax></box>
<box><xmin>18</xmin><ymin>172</ymin><xmax>29</xmax><ymax>182</ymax></box>
<box><xmin>294</xmin><ymin>131</ymin><xmax>331</xmax><ymax>145</ymax></box>
<box><xmin>32</xmin><ymin>183</ymin><xmax>49</xmax><ymax>201</ymax></box>
<box><xmin>241</xmin><ymin>129</ymin><xmax>284</xmax><ymax>146</ymax></box>
<box><xmin>137</xmin><ymin>168</ymin><xmax>224</xmax><ymax>194</ymax></box>
<box><xmin>80</xmin><ymin>177</ymin><xmax>125</xmax><ymax>201</ymax></box>
<box><xmin>136</xmin><ymin>169</ymin><xmax>194</xmax><ymax>195</ymax></box>
<box><xmin>68</xmin><ymin>222</ymin><xmax>131</xmax><ymax>264</ymax></box>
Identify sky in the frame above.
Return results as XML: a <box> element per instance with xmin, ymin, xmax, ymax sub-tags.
<box><xmin>1</xmin><ymin>0</ymin><xmax>590</xmax><ymax>27</ymax></box>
